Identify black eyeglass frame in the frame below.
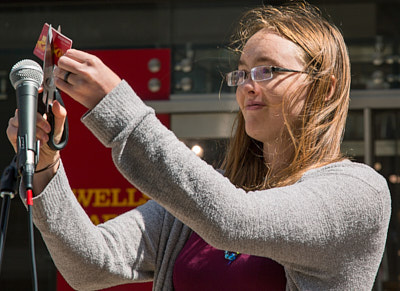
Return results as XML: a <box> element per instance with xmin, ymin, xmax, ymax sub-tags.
<box><xmin>225</xmin><ymin>65</ymin><xmax>309</xmax><ymax>87</ymax></box>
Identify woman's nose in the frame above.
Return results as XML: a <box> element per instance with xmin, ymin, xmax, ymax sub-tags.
<box><xmin>241</xmin><ymin>78</ymin><xmax>259</xmax><ymax>95</ymax></box>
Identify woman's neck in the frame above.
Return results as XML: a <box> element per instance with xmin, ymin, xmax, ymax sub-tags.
<box><xmin>262</xmin><ymin>138</ymin><xmax>294</xmax><ymax>175</ymax></box>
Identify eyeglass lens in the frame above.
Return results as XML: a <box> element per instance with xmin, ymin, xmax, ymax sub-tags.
<box><xmin>251</xmin><ymin>66</ymin><xmax>272</xmax><ymax>82</ymax></box>
<box><xmin>227</xmin><ymin>66</ymin><xmax>273</xmax><ymax>86</ymax></box>
<box><xmin>227</xmin><ymin>70</ymin><xmax>244</xmax><ymax>86</ymax></box>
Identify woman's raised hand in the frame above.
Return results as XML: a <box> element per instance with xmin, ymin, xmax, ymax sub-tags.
<box><xmin>54</xmin><ymin>49</ymin><xmax>122</xmax><ymax>110</ymax></box>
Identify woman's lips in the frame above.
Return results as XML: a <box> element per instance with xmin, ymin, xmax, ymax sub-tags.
<box><xmin>245</xmin><ymin>101</ymin><xmax>266</xmax><ymax>110</ymax></box>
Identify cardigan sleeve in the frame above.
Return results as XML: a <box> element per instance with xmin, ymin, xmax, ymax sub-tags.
<box><xmin>31</xmin><ymin>161</ymin><xmax>168</xmax><ymax>290</ymax></box>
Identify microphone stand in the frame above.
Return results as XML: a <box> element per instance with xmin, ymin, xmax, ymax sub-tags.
<box><xmin>0</xmin><ymin>156</ymin><xmax>18</xmax><ymax>275</ymax></box>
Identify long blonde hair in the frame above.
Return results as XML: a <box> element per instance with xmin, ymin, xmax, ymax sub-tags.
<box><xmin>222</xmin><ymin>1</ymin><xmax>351</xmax><ymax>190</ymax></box>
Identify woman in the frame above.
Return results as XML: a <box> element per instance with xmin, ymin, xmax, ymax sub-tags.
<box><xmin>7</xmin><ymin>1</ymin><xmax>391</xmax><ymax>290</ymax></box>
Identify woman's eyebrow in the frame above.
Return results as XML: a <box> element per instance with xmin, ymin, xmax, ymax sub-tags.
<box><xmin>238</xmin><ymin>56</ymin><xmax>278</xmax><ymax>67</ymax></box>
<box><xmin>255</xmin><ymin>56</ymin><xmax>276</xmax><ymax>64</ymax></box>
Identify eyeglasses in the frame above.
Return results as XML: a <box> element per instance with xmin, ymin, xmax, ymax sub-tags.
<box><xmin>226</xmin><ymin>65</ymin><xmax>308</xmax><ymax>87</ymax></box>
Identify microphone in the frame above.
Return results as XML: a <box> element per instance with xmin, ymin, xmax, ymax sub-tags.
<box><xmin>9</xmin><ymin>60</ymin><xmax>43</xmax><ymax>190</ymax></box>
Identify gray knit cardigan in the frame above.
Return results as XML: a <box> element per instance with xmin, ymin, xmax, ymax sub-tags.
<box><xmin>31</xmin><ymin>80</ymin><xmax>391</xmax><ymax>290</ymax></box>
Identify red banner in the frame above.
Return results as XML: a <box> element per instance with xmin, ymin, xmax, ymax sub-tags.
<box><xmin>57</xmin><ymin>49</ymin><xmax>171</xmax><ymax>291</ymax></box>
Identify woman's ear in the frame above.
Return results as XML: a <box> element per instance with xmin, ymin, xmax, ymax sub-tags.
<box><xmin>325</xmin><ymin>75</ymin><xmax>337</xmax><ymax>101</ymax></box>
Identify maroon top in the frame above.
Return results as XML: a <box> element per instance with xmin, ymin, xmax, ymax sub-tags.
<box><xmin>173</xmin><ymin>232</ymin><xmax>286</xmax><ymax>290</ymax></box>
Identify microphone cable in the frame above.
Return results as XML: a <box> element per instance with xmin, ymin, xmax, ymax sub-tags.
<box><xmin>26</xmin><ymin>189</ymin><xmax>38</xmax><ymax>291</ymax></box>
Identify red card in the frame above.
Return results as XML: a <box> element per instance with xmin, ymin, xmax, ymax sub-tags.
<box><xmin>33</xmin><ymin>23</ymin><xmax>73</xmax><ymax>64</ymax></box>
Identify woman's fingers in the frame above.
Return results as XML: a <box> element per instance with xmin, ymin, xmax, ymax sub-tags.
<box><xmin>53</xmin><ymin>49</ymin><xmax>121</xmax><ymax>110</ymax></box>
<box><xmin>6</xmin><ymin>110</ymin><xmax>52</xmax><ymax>153</ymax></box>
<box><xmin>51</xmin><ymin>100</ymin><xmax>67</xmax><ymax>144</ymax></box>
<box><xmin>59</xmin><ymin>49</ymin><xmax>94</xmax><ymax>66</ymax></box>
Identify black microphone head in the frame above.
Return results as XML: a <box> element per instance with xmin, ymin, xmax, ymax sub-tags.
<box><xmin>9</xmin><ymin>59</ymin><xmax>43</xmax><ymax>89</ymax></box>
